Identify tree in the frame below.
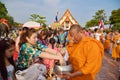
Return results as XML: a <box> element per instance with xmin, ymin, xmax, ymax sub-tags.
<box><xmin>5</xmin><ymin>15</ymin><xmax>14</xmax><ymax>25</ymax></box>
<box><xmin>0</xmin><ymin>1</ymin><xmax>14</xmax><ymax>26</ymax></box>
<box><xmin>110</xmin><ymin>8</ymin><xmax>120</xmax><ymax>24</ymax></box>
<box><xmin>0</xmin><ymin>1</ymin><xmax>8</xmax><ymax>17</ymax></box>
<box><xmin>13</xmin><ymin>22</ymin><xmax>20</xmax><ymax>27</ymax></box>
<box><xmin>93</xmin><ymin>10</ymin><xmax>106</xmax><ymax>22</ymax></box>
<box><xmin>30</xmin><ymin>14</ymin><xmax>46</xmax><ymax>26</ymax></box>
<box><xmin>85</xmin><ymin>20</ymin><xmax>98</xmax><ymax>28</ymax></box>
<box><xmin>109</xmin><ymin>8</ymin><xmax>120</xmax><ymax>31</ymax></box>
<box><xmin>85</xmin><ymin>10</ymin><xmax>109</xmax><ymax>28</ymax></box>
<box><xmin>42</xmin><ymin>23</ymin><xmax>47</xmax><ymax>28</ymax></box>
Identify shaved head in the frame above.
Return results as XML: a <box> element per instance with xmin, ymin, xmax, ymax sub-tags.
<box><xmin>69</xmin><ymin>24</ymin><xmax>84</xmax><ymax>43</ymax></box>
<box><xmin>70</xmin><ymin>24</ymin><xmax>83</xmax><ymax>32</ymax></box>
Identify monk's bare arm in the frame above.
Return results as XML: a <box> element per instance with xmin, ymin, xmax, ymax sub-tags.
<box><xmin>72</xmin><ymin>71</ymin><xmax>83</xmax><ymax>77</ymax></box>
<box><xmin>64</xmin><ymin>71</ymin><xmax>83</xmax><ymax>78</ymax></box>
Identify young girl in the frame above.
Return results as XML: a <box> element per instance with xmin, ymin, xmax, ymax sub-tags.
<box><xmin>43</xmin><ymin>38</ymin><xmax>58</xmax><ymax>71</ymax></box>
<box><xmin>0</xmin><ymin>38</ymin><xmax>16</xmax><ymax>80</ymax></box>
<box><xmin>58</xmin><ymin>44</ymin><xmax>69</xmax><ymax>62</ymax></box>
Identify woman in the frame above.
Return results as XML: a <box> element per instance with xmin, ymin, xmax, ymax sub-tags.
<box><xmin>17</xmin><ymin>28</ymin><xmax>65</xmax><ymax>70</ymax></box>
<box><xmin>0</xmin><ymin>38</ymin><xmax>16</xmax><ymax>80</ymax></box>
<box><xmin>38</xmin><ymin>30</ymin><xmax>48</xmax><ymax>46</ymax></box>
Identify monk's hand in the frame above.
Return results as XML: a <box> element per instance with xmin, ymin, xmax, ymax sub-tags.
<box><xmin>63</xmin><ymin>71</ymin><xmax>83</xmax><ymax>78</ymax></box>
<box><xmin>63</xmin><ymin>72</ymin><xmax>73</xmax><ymax>79</ymax></box>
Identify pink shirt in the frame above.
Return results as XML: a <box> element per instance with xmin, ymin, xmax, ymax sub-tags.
<box><xmin>43</xmin><ymin>45</ymin><xmax>58</xmax><ymax>70</ymax></box>
<box><xmin>85</xmin><ymin>32</ymin><xmax>89</xmax><ymax>37</ymax></box>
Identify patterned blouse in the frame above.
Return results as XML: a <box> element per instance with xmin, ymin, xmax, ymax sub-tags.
<box><xmin>16</xmin><ymin>42</ymin><xmax>47</xmax><ymax>69</ymax></box>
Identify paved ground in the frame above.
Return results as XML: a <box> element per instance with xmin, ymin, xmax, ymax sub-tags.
<box><xmin>96</xmin><ymin>53</ymin><xmax>119</xmax><ymax>80</ymax></box>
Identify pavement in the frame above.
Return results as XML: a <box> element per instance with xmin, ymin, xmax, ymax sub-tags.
<box><xmin>96</xmin><ymin>52</ymin><xmax>119</xmax><ymax>80</ymax></box>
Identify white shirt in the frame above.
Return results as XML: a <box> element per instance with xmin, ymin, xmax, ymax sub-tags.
<box><xmin>6</xmin><ymin>65</ymin><xmax>14</xmax><ymax>80</ymax></box>
<box><xmin>94</xmin><ymin>33</ymin><xmax>101</xmax><ymax>41</ymax></box>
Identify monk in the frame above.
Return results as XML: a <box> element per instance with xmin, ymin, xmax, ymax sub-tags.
<box><xmin>112</xmin><ymin>30</ymin><xmax>120</xmax><ymax>60</ymax></box>
<box><xmin>64</xmin><ymin>24</ymin><xmax>104</xmax><ymax>80</ymax></box>
<box><xmin>104</xmin><ymin>33</ymin><xmax>111</xmax><ymax>53</ymax></box>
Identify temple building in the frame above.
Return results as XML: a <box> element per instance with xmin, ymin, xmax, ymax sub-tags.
<box><xmin>58</xmin><ymin>9</ymin><xmax>79</xmax><ymax>30</ymax></box>
<box><xmin>50</xmin><ymin>9</ymin><xmax>79</xmax><ymax>30</ymax></box>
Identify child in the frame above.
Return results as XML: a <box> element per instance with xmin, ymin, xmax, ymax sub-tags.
<box><xmin>43</xmin><ymin>38</ymin><xmax>58</xmax><ymax>76</ymax></box>
<box><xmin>0</xmin><ymin>38</ymin><xmax>16</xmax><ymax>80</ymax></box>
<box><xmin>58</xmin><ymin>28</ymin><xmax>66</xmax><ymax>47</ymax></box>
<box><xmin>58</xmin><ymin>44</ymin><xmax>69</xmax><ymax>62</ymax></box>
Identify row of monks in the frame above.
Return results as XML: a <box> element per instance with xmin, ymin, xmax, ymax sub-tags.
<box><xmin>104</xmin><ymin>30</ymin><xmax>120</xmax><ymax>60</ymax></box>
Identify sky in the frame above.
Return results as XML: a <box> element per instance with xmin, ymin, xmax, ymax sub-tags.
<box><xmin>1</xmin><ymin>0</ymin><xmax>120</xmax><ymax>27</ymax></box>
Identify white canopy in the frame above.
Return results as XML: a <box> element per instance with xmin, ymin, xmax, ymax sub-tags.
<box><xmin>23</xmin><ymin>21</ymin><xmax>41</xmax><ymax>28</ymax></box>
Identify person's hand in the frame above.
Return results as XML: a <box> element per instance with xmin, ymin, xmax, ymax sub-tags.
<box><xmin>57</xmin><ymin>52</ymin><xmax>62</xmax><ymax>57</ymax></box>
<box><xmin>60</xmin><ymin>49</ymin><xmax>65</xmax><ymax>57</ymax></box>
<box><xmin>57</xmin><ymin>52</ymin><xmax>66</xmax><ymax>65</ymax></box>
<box><xmin>69</xmin><ymin>40</ymin><xmax>74</xmax><ymax>46</ymax></box>
<box><xmin>60</xmin><ymin>58</ymin><xmax>66</xmax><ymax>66</ymax></box>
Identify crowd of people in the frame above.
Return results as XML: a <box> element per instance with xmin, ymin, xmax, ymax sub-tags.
<box><xmin>0</xmin><ymin>23</ymin><xmax>120</xmax><ymax>80</ymax></box>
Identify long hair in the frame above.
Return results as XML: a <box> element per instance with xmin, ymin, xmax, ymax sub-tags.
<box><xmin>49</xmin><ymin>38</ymin><xmax>56</xmax><ymax>49</ymax></box>
<box><xmin>38</xmin><ymin>30</ymin><xmax>48</xmax><ymax>40</ymax></box>
<box><xmin>0</xmin><ymin>38</ymin><xmax>16</xmax><ymax>80</ymax></box>
<box><xmin>0</xmin><ymin>23</ymin><xmax>9</xmax><ymax>37</ymax></box>
<box><xmin>19</xmin><ymin>28</ymin><xmax>37</xmax><ymax>48</ymax></box>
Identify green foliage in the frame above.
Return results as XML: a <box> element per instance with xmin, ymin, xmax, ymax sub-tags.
<box><xmin>42</xmin><ymin>28</ymin><xmax>48</xmax><ymax>31</ymax></box>
<box><xmin>30</xmin><ymin>14</ymin><xmax>46</xmax><ymax>26</ymax></box>
<box><xmin>42</xmin><ymin>23</ymin><xmax>47</xmax><ymax>28</ymax></box>
<box><xmin>109</xmin><ymin>8</ymin><xmax>120</xmax><ymax>31</ymax></box>
<box><xmin>85</xmin><ymin>10</ymin><xmax>109</xmax><ymax>28</ymax></box>
<box><xmin>5</xmin><ymin>15</ymin><xmax>14</xmax><ymax>25</ymax></box>
<box><xmin>85</xmin><ymin>20</ymin><xmax>99</xmax><ymax>28</ymax></box>
<box><xmin>93</xmin><ymin>10</ymin><xmax>106</xmax><ymax>22</ymax></box>
<box><xmin>111</xmin><ymin>23</ymin><xmax>120</xmax><ymax>31</ymax></box>
<box><xmin>109</xmin><ymin>8</ymin><xmax>120</xmax><ymax>24</ymax></box>
<box><xmin>0</xmin><ymin>1</ymin><xmax>8</xmax><ymax>17</ymax></box>
<box><xmin>13</xmin><ymin>22</ymin><xmax>20</xmax><ymax>27</ymax></box>
<box><xmin>105</xmin><ymin>29</ymin><xmax>111</xmax><ymax>34</ymax></box>
<box><xmin>0</xmin><ymin>1</ymin><xmax>14</xmax><ymax>27</ymax></box>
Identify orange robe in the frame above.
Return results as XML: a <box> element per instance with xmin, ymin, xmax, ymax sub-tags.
<box><xmin>112</xmin><ymin>35</ymin><xmax>120</xmax><ymax>58</ymax></box>
<box><xmin>104</xmin><ymin>34</ymin><xmax>111</xmax><ymax>50</ymax></box>
<box><xmin>67</xmin><ymin>37</ymin><xmax>104</xmax><ymax>80</ymax></box>
<box><xmin>116</xmin><ymin>45</ymin><xmax>120</xmax><ymax>56</ymax></box>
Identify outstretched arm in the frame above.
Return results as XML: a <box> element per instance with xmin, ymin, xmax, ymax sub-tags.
<box><xmin>43</xmin><ymin>48</ymin><xmax>58</xmax><ymax>55</ymax></box>
<box><xmin>39</xmin><ymin>52</ymin><xmax>65</xmax><ymax>65</ymax></box>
